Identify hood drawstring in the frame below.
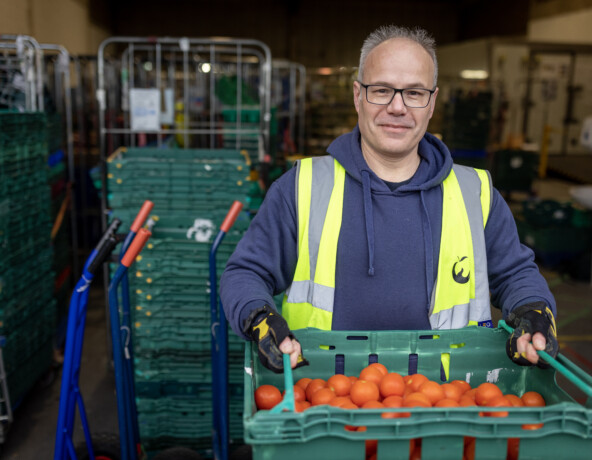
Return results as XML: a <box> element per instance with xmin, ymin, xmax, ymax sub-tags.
<box><xmin>361</xmin><ymin>170</ymin><xmax>375</xmax><ymax>276</ymax></box>
<box><xmin>420</xmin><ymin>190</ymin><xmax>434</xmax><ymax>310</ymax></box>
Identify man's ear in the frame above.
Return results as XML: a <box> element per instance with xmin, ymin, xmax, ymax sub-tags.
<box><xmin>428</xmin><ymin>87</ymin><xmax>439</xmax><ymax>120</ymax></box>
<box><xmin>353</xmin><ymin>81</ymin><xmax>361</xmax><ymax>114</ymax></box>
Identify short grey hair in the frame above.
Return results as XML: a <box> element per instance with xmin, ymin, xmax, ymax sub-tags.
<box><xmin>358</xmin><ymin>25</ymin><xmax>438</xmax><ymax>88</ymax></box>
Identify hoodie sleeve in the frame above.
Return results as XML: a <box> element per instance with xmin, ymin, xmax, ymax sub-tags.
<box><xmin>485</xmin><ymin>188</ymin><xmax>557</xmax><ymax>319</ymax></box>
<box><xmin>220</xmin><ymin>168</ymin><xmax>299</xmax><ymax>340</ymax></box>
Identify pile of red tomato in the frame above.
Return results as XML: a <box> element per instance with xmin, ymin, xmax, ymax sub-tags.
<box><xmin>254</xmin><ymin>362</ymin><xmax>547</xmax><ymax>460</ymax></box>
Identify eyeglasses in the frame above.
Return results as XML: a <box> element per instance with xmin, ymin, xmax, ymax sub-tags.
<box><xmin>358</xmin><ymin>82</ymin><xmax>435</xmax><ymax>108</ymax></box>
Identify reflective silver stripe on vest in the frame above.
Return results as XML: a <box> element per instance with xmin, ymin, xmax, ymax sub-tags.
<box><xmin>286</xmin><ymin>280</ymin><xmax>335</xmax><ymax>312</ymax></box>
<box><xmin>287</xmin><ymin>156</ymin><xmax>336</xmax><ymax>311</ymax></box>
<box><xmin>429</xmin><ymin>164</ymin><xmax>491</xmax><ymax>329</ymax></box>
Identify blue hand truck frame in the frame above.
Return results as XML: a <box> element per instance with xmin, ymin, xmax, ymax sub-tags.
<box><xmin>54</xmin><ymin>201</ymin><xmax>153</xmax><ymax>460</ymax></box>
<box><xmin>209</xmin><ymin>201</ymin><xmax>244</xmax><ymax>460</ymax></box>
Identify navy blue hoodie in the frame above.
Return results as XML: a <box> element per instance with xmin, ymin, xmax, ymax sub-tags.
<box><xmin>221</xmin><ymin>126</ymin><xmax>556</xmax><ymax>339</ymax></box>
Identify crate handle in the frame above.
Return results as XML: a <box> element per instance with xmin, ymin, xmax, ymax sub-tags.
<box><xmin>499</xmin><ymin>320</ymin><xmax>592</xmax><ymax>402</ymax></box>
<box><xmin>270</xmin><ymin>354</ymin><xmax>295</xmax><ymax>413</ymax></box>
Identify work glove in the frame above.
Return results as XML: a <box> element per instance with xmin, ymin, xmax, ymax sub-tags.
<box><xmin>244</xmin><ymin>305</ymin><xmax>309</xmax><ymax>374</ymax></box>
<box><xmin>505</xmin><ymin>301</ymin><xmax>559</xmax><ymax>368</ymax></box>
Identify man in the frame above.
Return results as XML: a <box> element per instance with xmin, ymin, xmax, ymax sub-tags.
<box><xmin>220</xmin><ymin>25</ymin><xmax>558</xmax><ymax>373</ymax></box>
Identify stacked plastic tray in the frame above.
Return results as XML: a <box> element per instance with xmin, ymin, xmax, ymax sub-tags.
<box><xmin>0</xmin><ymin>111</ymin><xmax>56</xmax><ymax>406</ymax></box>
<box><xmin>107</xmin><ymin>147</ymin><xmax>251</xmax><ymax>456</ymax></box>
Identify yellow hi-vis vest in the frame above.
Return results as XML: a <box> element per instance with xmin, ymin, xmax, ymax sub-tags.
<box><xmin>282</xmin><ymin>155</ymin><xmax>492</xmax><ymax>331</ymax></box>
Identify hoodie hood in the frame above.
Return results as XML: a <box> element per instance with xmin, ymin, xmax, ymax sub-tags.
<box><xmin>326</xmin><ymin>124</ymin><xmax>453</xmax><ymax>192</ymax></box>
<box><xmin>326</xmin><ymin>125</ymin><xmax>453</xmax><ymax>279</ymax></box>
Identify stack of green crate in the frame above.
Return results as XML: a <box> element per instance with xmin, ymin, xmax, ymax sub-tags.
<box><xmin>442</xmin><ymin>90</ymin><xmax>492</xmax><ymax>152</ymax></box>
<box><xmin>0</xmin><ymin>112</ymin><xmax>56</xmax><ymax>406</ymax></box>
<box><xmin>516</xmin><ymin>199</ymin><xmax>592</xmax><ymax>268</ymax></box>
<box><xmin>492</xmin><ymin>149</ymin><xmax>539</xmax><ymax>194</ymax></box>
<box><xmin>107</xmin><ymin>147</ymin><xmax>251</xmax><ymax>456</ymax></box>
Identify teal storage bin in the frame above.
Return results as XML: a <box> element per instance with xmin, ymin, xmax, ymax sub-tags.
<box><xmin>244</xmin><ymin>327</ymin><xmax>591</xmax><ymax>460</ymax></box>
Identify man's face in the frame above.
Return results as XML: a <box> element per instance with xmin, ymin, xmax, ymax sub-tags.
<box><xmin>353</xmin><ymin>38</ymin><xmax>438</xmax><ymax>161</ymax></box>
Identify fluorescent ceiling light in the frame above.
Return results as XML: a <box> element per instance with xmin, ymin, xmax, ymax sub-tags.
<box><xmin>460</xmin><ymin>70</ymin><xmax>489</xmax><ymax>80</ymax></box>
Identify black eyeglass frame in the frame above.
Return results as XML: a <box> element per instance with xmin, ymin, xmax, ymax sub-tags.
<box><xmin>357</xmin><ymin>81</ymin><xmax>436</xmax><ymax>108</ymax></box>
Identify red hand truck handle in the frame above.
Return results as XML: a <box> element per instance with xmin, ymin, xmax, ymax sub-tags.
<box><xmin>130</xmin><ymin>200</ymin><xmax>154</xmax><ymax>232</ymax></box>
<box><xmin>121</xmin><ymin>228</ymin><xmax>151</xmax><ymax>267</ymax></box>
<box><xmin>220</xmin><ymin>201</ymin><xmax>243</xmax><ymax>232</ymax></box>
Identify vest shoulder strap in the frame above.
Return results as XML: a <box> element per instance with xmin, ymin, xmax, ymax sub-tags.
<box><xmin>451</xmin><ymin>164</ymin><xmax>492</xmax><ymax>228</ymax></box>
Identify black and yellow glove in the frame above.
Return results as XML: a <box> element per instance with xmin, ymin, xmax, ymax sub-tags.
<box><xmin>244</xmin><ymin>305</ymin><xmax>309</xmax><ymax>374</ymax></box>
<box><xmin>505</xmin><ymin>301</ymin><xmax>559</xmax><ymax>368</ymax></box>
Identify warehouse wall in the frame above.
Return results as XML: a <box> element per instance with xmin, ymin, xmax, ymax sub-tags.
<box><xmin>528</xmin><ymin>7</ymin><xmax>592</xmax><ymax>43</ymax></box>
<box><xmin>0</xmin><ymin>0</ymin><xmax>110</xmax><ymax>55</ymax></box>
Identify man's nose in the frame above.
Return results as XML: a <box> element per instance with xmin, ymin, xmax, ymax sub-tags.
<box><xmin>386</xmin><ymin>91</ymin><xmax>407</xmax><ymax>114</ymax></box>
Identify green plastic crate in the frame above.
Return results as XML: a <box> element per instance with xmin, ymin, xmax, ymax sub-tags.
<box><xmin>244</xmin><ymin>327</ymin><xmax>592</xmax><ymax>460</ymax></box>
<box><xmin>492</xmin><ymin>150</ymin><xmax>538</xmax><ymax>193</ymax></box>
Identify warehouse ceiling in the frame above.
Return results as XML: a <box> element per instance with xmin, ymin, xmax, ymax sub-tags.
<box><xmin>89</xmin><ymin>0</ymin><xmax>585</xmax><ymax>67</ymax></box>
<box><xmin>90</xmin><ymin>0</ymin><xmax>529</xmax><ymax>66</ymax></box>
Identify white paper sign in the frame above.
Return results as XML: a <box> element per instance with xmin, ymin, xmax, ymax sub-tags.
<box><xmin>160</xmin><ymin>88</ymin><xmax>174</xmax><ymax>124</ymax></box>
<box><xmin>581</xmin><ymin>116</ymin><xmax>592</xmax><ymax>151</ymax></box>
<box><xmin>130</xmin><ymin>88</ymin><xmax>161</xmax><ymax>131</ymax></box>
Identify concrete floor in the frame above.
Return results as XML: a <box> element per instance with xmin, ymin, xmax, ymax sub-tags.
<box><xmin>1</xmin><ymin>178</ymin><xmax>592</xmax><ymax>459</ymax></box>
<box><xmin>1</xmin><ymin>283</ymin><xmax>118</xmax><ymax>459</ymax></box>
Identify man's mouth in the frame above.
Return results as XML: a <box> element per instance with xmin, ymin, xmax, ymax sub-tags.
<box><xmin>378</xmin><ymin>123</ymin><xmax>412</xmax><ymax>132</ymax></box>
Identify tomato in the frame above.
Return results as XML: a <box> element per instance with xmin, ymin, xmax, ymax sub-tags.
<box><xmin>283</xmin><ymin>385</ymin><xmax>306</xmax><ymax>403</ymax></box>
<box><xmin>521</xmin><ymin>391</ymin><xmax>545</xmax><ymax>407</ymax></box>
<box><xmin>329</xmin><ymin>396</ymin><xmax>352</xmax><ymax>407</ymax></box>
<box><xmin>434</xmin><ymin>398</ymin><xmax>460</xmax><ymax>407</ymax></box>
<box><xmin>507</xmin><ymin>438</ymin><xmax>520</xmax><ymax>460</ymax></box>
<box><xmin>361</xmin><ymin>400</ymin><xmax>385</xmax><ymax>409</ymax></box>
<box><xmin>418</xmin><ymin>380</ymin><xmax>445</xmax><ymax>405</ymax></box>
<box><xmin>481</xmin><ymin>395</ymin><xmax>511</xmax><ymax>417</ymax></box>
<box><xmin>295</xmin><ymin>377</ymin><xmax>312</xmax><ymax>391</ymax></box>
<box><xmin>350</xmin><ymin>380</ymin><xmax>380</xmax><ymax>407</ymax></box>
<box><xmin>403</xmin><ymin>393</ymin><xmax>431</xmax><ymax>407</ymax></box>
<box><xmin>440</xmin><ymin>383</ymin><xmax>462</xmax><ymax>402</ymax></box>
<box><xmin>359</xmin><ymin>366</ymin><xmax>384</xmax><ymax>386</ymax></box>
<box><xmin>310</xmin><ymin>387</ymin><xmax>336</xmax><ymax>406</ymax></box>
<box><xmin>475</xmin><ymin>382</ymin><xmax>503</xmax><ymax>406</ymax></box>
<box><xmin>405</xmin><ymin>373</ymin><xmax>428</xmax><ymax>392</ymax></box>
<box><xmin>505</xmin><ymin>394</ymin><xmax>524</xmax><ymax>407</ymax></box>
<box><xmin>294</xmin><ymin>400</ymin><xmax>311</xmax><ymax>412</ymax></box>
<box><xmin>254</xmin><ymin>384</ymin><xmax>282</xmax><ymax>410</ymax></box>
<box><xmin>459</xmin><ymin>395</ymin><xmax>477</xmax><ymax>407</ymax></box>
<box><xmin>369</xmin><ymin>362</ymin><xmax>388</xmax><ymax>376</ymax></box>
<box><xmin>327</xmin><ymin>374</ymin><xmax>352</xmax><ymax>397</ymax></box>
<box><xmin>379</xmin><ymin>372</ymin><xmax>405</xmax><ymax>398</ymax></box>
<box><xmin>450</xmin><ymin>379</ymin><xmax>471</xmax><ymax>395</ymax></box>
<box><xmin>305</xmin><ymin>378</ymin><xmax>327</xmax><ymax>402</ymax></box>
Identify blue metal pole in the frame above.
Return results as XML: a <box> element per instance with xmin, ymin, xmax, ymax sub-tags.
<box><xmin>54</xmin><ymin>275</ymin><xmax>87</xmax><ymax>460</ymax></box>
<box><xmin>55</xmin><ymin>254</ymin><xmax>98</xmax><ymax>460</ymax></box>
<box><xmin>210</xmin><ymin>230</ymin><xmax>228</xmax><ymax>460</ymax></box>
<box><xmin>119</xmin><ymin>231</ymin><xmax>141</xmax><ymax>457</ymax></box>
<box><xmin>108</xmin><ymin>264</ymin><xmax>133</xmax><ymax>460</ymax></box>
